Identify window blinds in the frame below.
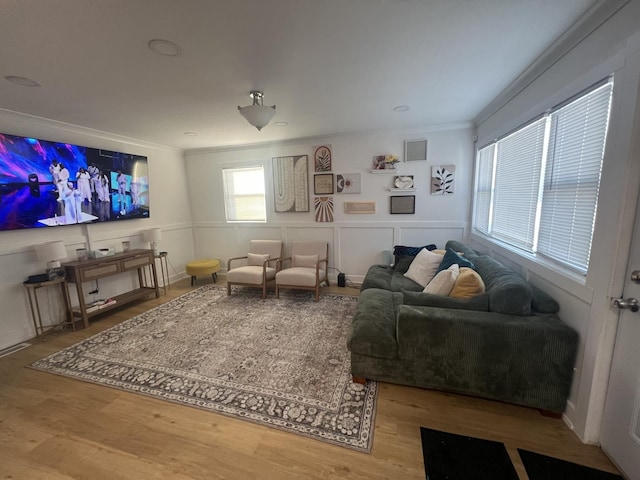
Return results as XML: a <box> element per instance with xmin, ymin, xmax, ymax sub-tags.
<box><xmin>537</xmin><ymin>82</ymin><xmax>613</xmax><ymax>273</ymax></box>
<box><xmin>473</xmin><ymin>78</ymin><xmax>613</xmax><ymax>274</ymax></box>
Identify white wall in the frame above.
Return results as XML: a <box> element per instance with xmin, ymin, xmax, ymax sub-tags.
<box><xmin>184</xmin><ymin>126</ymin><xmax>474</xmax><ymax>282</ymax></box>
<box><xmin>0</xmin><ymin>110</ymin><xmax>195</xmax><ymax>350</ymax></box>
<box><xmin>474</xmin><ymin>0</ymin><xmax>640</xmax><ymax>443</ymax></box>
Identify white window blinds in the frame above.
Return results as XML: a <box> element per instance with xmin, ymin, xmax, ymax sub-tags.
<box><xmin>222</xmin><ymin>166</ymin><xmax>267</xmax><ymax>222</ymax></box>
<box><xmin>473</xmin><ymin>78</ymin><xmax>613</xmax><ymax>274</ymax></box>
<box><xmin>537</xmin><ymin>82</ymin><xmax>613</xmax><ymax>273</ymax></box>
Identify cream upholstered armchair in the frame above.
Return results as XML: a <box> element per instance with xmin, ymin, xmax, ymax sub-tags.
<box><xmin>226</xmin><ymin>240</ymin><xmax>283</xmax><ymax>299</ymax></box>
<box><xmin>275</xmin><ymin>241</ymin><xmax>329</xmax><ymax>301</ymax></box>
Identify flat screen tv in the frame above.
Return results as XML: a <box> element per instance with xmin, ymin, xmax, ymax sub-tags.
<box><xmin>0</xmin><ymin>132</ymin><xmax>149</xmax><ymax>231</ymax></box>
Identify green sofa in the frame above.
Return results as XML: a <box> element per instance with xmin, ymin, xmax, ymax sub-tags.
<box><xmin>347</xmin><ymin>240</ymin><xmax>578</xmax><ymax>413</ymax></box>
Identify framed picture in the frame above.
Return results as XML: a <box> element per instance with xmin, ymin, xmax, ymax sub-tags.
<box><xmin>314</xmin><ymin>173</ymin><xmax>334</xmax><ymax>195</ymax></box>
<box><xmin>314</xmin><ymin>196</ymin><xmax>334</xmax><ymax>222</ymax></box>
<box><xmin>390</xmin><ymin>195</ymin><xmax>415</xmax><ymax>214</ymax></box>
<box><xmin>344</xmin><ymin>201</ymin><xmax>376</xmax><ymax>214</ymax></box>
<box><xmin>273</xmin><ymin>155</ymin><xmax>309</xmax><ymax>212</ymax></box>
<box><xmin>313</xmin><ymin>145</ymin><xmax>332</xmax><ymax>172</ymax></box>
<box><xmin>431</xmin><ymin>165</ymin><xmax>455</xmax><ymax>194</ymax></box>
<box><xmin>336</xmin><ymin>173</ymin><xmax>361</xmax><ymax>194</ymax></box>
<box><xmin>404</xmin><ymin>139</ymin><xmax>427</xmax><ymax>162</ymax></box>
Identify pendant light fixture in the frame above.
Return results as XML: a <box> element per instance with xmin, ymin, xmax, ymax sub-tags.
<box><xmin>238</xmin><ymin>91</ymin><xmax>276</xmax><ymax>131</ymax></box>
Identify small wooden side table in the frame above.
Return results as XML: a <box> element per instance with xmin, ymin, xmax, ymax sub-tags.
<box><xmin>23</xmin><ymin>277</ymin><xmax>74</xmax><ymax>339</ymax></box>
<box><xmin>156</xmin><ymin>251</ymin><xmax>170</xmax><ymax>295</ymax></box>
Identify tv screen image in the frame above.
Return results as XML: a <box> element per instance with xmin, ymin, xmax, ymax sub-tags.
<box><xmin>0</xmin><ymin>132</ymin><xmax>149</xmax><ymax>231</ymax></box>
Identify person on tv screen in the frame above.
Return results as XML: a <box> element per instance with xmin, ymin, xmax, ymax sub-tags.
<box><xmin>76</xmin><ymin>167</ymin><xmax>91</xmax><ymax>203</ymax></box>
<box><xmin>117</xmin><ymin>170</ymin><xmax>127</xmax><ymax>215</ymax></box>
<box><xmin>49</xmin><ymin>159</ymin><xmax>60</xmax><ymax>190</ymax></box>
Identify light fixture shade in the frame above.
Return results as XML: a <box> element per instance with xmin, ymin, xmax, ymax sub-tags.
<box><xmin>238</xmin><ymin>91</ymin><xmax>276</xmax><ymax>131</ymax></box>
<box><xmin>35</xmin><ymin>241</ymin><xmax>67</xmax><ymax>263</ymax></box>
<box><xmin>143</xmin><ymin>228</ymin><xmax>162</xmax><ymax>242</ymax></box>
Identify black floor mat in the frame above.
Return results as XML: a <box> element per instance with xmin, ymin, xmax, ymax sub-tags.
<box><xmin>420</xmin><ymin>427</ymin><xmax>519</xmax><ymax>480</ymax></box>
<box><xmin>518</xmin><ymin>449</ymin><xmax>623</xmax><ymax>480</ymax></box>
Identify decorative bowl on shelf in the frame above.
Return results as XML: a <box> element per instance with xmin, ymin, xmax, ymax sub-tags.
<box><xmin>394</xmin><ymin>175</ymin><xmax>414</xmax><ymax>189</ymax></box>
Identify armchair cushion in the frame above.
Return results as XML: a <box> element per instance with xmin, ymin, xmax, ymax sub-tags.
<box><xmin>247</xmin><ymin>253</ymin><xmax>270</xmax><ymax>266</ymax></box>
<box><xmin>276</xmin><ymin>267</ymin><xmax>325</xmax><ymax>287</ymax></box>
<box><xmin>227</xmin><ymin>266</ymin><xmax>277</xmax><ymax>284</ymax></box>
<box><xmin>293</xmin><ymin>254</ymin><xmax>319</xmax><ymax>268</ymax></box>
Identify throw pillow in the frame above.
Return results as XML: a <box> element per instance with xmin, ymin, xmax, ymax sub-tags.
<box><xmin>393</xmin><ymin>243</ymin><xmax>437</xmax><ymax>266</ymax></box>
<box><xmin>435</xmin><ymin>248</ymin><xmax>475</xmax><ymax>274</ymax></box>
<box><xmin>403</xmin><ymin>248</ymin><xmax>445</xmax><ymax>287</ymax></box>
<box><xmin>449</xmin><ymin>267</ymin><xmax>485</xmax><ymax>299</ymax></box>
<box><xmin>423</xmin><ymin>264</ymin><xmax>460</xmax><ymax>296</ymax></box>
<box><xmin>247</xmin><ymin>253</ymin><xmax>270</xmax><ymax>266</ymax></box>
<box><xmin>293</xmin><ymin>254</ymin><xmax>319</xmax><ymax>268</ymax></box>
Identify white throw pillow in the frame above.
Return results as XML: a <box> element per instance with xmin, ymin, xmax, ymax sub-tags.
<box><xmin>423</xmin><ymin>264</ymin><xmax>460</xmax><ymax>296</ymax></box>
<box><xmin>403</xmin><ymin>248</ymin><xmax>445</xmax><ymax>287</ymax></box>
<box><xmin>247</xmin><ymin>253</ymin><xmax>270</xmax><ymax>266</ymax></box>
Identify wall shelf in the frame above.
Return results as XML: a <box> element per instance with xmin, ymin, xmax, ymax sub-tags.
<box><xmin>387</xmin><ymin>188</ymin><xmax>417</xmax><ymax>192</ymax></box>
<box><xmin>370</xmin><ymin>170</ymin><xmax>398</xmax><ymax>174</ymax></box>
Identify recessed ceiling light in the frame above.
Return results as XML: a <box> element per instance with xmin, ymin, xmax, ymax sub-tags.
<box><xmin>274</xmin><ymin>122</ymin><xmax>288</xmax><ymax>127</ymax></box>
<box><xmin>148</xmin><ymin>39</ymin><xmax>182</xmax><ymax>57</ymax></box>
<box><xmin>393</xmin><ymin>105</ymin><xmax>410</xmax><ymax>112</ymax></box>
<box><xmin>4</xmin><ymin>75</ymin><xmax>41</xmax><ymax>87</ymax></box>
<box><xmin>183</xmin><ymin>131</ymin><xmax>198</xmax><ymax>136</ymax></box>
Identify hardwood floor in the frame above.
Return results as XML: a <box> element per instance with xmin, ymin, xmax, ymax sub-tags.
<box><xmin>0</xmin><ymin>278</ymin><xmax>620</xmax><ymax>479</ymax></box>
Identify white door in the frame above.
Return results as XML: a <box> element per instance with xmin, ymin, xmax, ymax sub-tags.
<box><xmin>600</xmin><ymin>192</ymin><xmax>640</xmax><ymax>479</ymax></box>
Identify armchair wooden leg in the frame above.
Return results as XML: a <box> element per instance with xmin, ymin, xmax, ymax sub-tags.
<box><xmin>275</xmin><ymin>286</ymin><xmax>280</xmax><ymax>299</ymax></box>
<box><xmin>227</xmin><ymin>283</ymin><xmax>231</xmax><ymax>296</ymax></box>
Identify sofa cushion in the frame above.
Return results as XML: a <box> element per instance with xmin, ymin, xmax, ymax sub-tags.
<box><xmin>531</xmin><ymin>285</ymin><xmax>560</xmax><ymax>313</ymax></box>
<box><xmin>404</xmin><ymin>248</ymin><xmax>444</xmax><ymax>287</ymax></box>
<box><xmin>424</xmin><ymin>264</ymin><xmax>459</xmax><ymax>295</ymax></box>
<box><xmin>435</xmin><ymin>248</ymin><xmax>475</xmax><ymax>274</ymax></box>
<box><xmin>403</xmin><ymin>290</ymin><xmax>489</xmax><ymax>311</ymax></box>
<box><xmin>347</xmin><ymin>288</ymin><xmax>403</xmax><ymax>359</ymax></box>
<box><xmin>445</xmin><ymin>240</ymin><xmax>480</xmax><ymax>260</ymax></box>
<box><xmin>450</xmin><ymin>267</ymin><xmax>486</xmax><ymax>299</ymax></box>
<box><xmin>473</xmin><ymin>255</ymin><xmax>532</xmax><ymax>315</ymax></box>
<box><xmin>393</xmin><ymin>255</ymin><xmax>415</xmax><ymax>274</ymax></box>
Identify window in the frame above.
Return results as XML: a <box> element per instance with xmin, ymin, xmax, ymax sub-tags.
<box><xmin>473</xmin><ymin>79</ymin><xmax>613</xmax><ymax>274</ymax></box>
<box><xmin>222</xmin><ymin>166</ymin><xmax>266</xmax><ymax>222</ymax></box>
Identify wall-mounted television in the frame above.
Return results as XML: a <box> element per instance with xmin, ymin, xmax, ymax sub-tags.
<box><xmin>0</xmin><ymin>132</ymin><xmax>149</xmax><ymax>231</ymax></box>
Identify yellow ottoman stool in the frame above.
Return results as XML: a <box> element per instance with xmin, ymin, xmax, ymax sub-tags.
<box><xmin>186</xmin><ymin>259</ymin><xmax>220</xmax><ymax>286</ymax></box>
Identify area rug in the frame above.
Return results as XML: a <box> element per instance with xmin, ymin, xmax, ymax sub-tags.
<box><xmin>30</xmin><ymin>285</ymin><xmax>377</xmax><ymax>452</ymax></box>
<box><xmin>420</xmin><ymin>427</ymin><xmax>519</xmax><ymax>480</ymax></box>
<box><xmin>518</xmin><ymin>449</ymin><xmax>623</xmax><ymax>480</ymax></box>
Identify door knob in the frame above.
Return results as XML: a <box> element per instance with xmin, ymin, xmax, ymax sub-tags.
<box><xmin>613</xmin><ymin>297</ymin><xmax>639</xmax><ymax>312</ymax></box>
<box><xmin>631</xmin><ymin>270</ymin><xmax>640</xmax><ymax>284</ymax></box>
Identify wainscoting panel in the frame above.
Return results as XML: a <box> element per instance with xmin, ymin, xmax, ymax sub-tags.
<box><xmin>398</xmin><ymin>224</ymin><xmax>465</xmax><ymax>249</ymax></box>
<box><xmin>338</xmin><ymin>226</ymin><xmax>395</xmax><ymax>278</ymax></box>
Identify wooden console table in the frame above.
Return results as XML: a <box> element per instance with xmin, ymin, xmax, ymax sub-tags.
<box><xmin>63</xmin><ymin>249</ymin><xmax>160</xmax><ymax>328</ymax></box>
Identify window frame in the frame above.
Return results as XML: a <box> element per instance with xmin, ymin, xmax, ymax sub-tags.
<box><xmin>221</xmin><ymin>165</ymin><xmax>267</xmax><ymax>223</ymax></box>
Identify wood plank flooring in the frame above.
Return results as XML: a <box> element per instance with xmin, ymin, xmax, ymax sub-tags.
<box><xmin>0</xmin><ymin>278</ymin><xmax>621</xmax><ymax>479</ymax></box>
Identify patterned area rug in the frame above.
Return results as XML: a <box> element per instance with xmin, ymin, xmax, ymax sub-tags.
<box><xmin>30</xmin><ymin>285</ymin><xmax>377</xmax><ymax>452</ymax></box>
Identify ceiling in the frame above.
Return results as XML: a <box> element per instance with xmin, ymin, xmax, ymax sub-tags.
<box><xmin>0</xmin><ymin>0</ymin><xmax>598</xmax><ymax>150</ymax></box>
